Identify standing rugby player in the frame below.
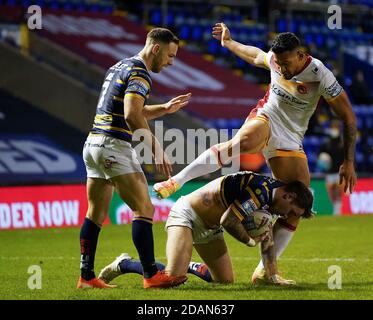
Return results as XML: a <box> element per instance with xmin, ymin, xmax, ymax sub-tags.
<box><xmin>78</xmin><ymin>28</ymin><xmax>191</xmax><ymax>289</ymax></box>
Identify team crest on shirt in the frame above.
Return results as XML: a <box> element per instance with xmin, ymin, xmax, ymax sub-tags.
<box><xmin>297</xmin><ymin>84</ymin><xmax>308</xmax><ymax>94</ymax></box>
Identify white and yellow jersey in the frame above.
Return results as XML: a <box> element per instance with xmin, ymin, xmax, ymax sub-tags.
<box><xmin>249</xmin><ymin>51</ymin><xmax>343</xmax><ymax>160</ymax></box>
<box><xmin>264</xmin><ymin>51</ymin><xmax>342</xmax><ymax>135</ymax></box>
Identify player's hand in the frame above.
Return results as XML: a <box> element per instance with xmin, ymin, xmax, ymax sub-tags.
<box><xmin>154</xmin><ymin>151</ymin><xmax>172</xmax><ymax>177</ymax></box>
<box><xmin>212</xmin><ymin>22</ymin><xmax>232</xmax><ymax>47</ymax></box>
<box><xmin>339</xmin><ymin>161</ymin><xmax>357</xmax><ymax>193</ymax></box>
<box><xmin>246</xmin><ymin>231</ymin><xmax>271</xmax><ymax>247</ymax></box>
<box><xmin>164</xmin><ymin>93</ymin><xmax>192</xmax><ymax>114</ymax></box>
<box><xmin>267</xmin><ymin>274</ymin><xmax>296</xmax><ymax>286</ymax></box>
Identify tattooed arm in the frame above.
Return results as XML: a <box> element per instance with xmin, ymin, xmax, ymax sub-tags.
<box><xmin>327</xmin><ymin>91</ymin><xmax>357</xmax><ymax>193</ymax></box>
<box><xmin>220</xmin><ymin>207</ymin><xmax>268</xmax><ymax>247</ymax></box>
<box><xmin>259</xmin><ymin>225</ymin><xmax>278</xmax><ymax>276</ymax></box>
<box><xmin>220</xmin><ymin>208</ymin><xmax>255</xmax><ymax>246</ymax></box>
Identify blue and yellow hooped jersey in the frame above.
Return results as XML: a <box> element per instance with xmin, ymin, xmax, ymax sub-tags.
<box><xmin>90</xmin><ymin>56</ymin><xmax>152</xmax><ymax>142</ymax></box>
<box><xmin>220</xmin><ymin>171</ymin><xmax>284</xmax><ymax>221</ymax></box>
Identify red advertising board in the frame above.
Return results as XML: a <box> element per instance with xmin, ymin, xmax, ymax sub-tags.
<box><xmin>341</xmin><ymin>178</ymin><xmax>373</xmax><ymax>215</ymax></box>
<box><xmin>34</xmin><ymin>9</ymin><xmax>263</xmax><ymax>119</ymax></box>
<box><xmin>0</xmin><ymin>184</ymin><xmax>100</xmax><ymax>230</ymax></box>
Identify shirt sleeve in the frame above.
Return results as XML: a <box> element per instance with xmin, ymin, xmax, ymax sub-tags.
<box><xmin>230</xmin><ymin>188</ymin><xmax>261</xmax><ymax>221</ymax></box>
<box><xmin>319</xmin><ymin>65</ymin><xmax>343</xmax><ymax>101</ymax></box>
<box><xmin>124</xmin><ymin>69</ymin><xmax>151</xmax><ymax>100</ymax></box>
<box><xmin>264</xmin><ymin>51</ymin><xmax>274</xmax><ymax>70</ymax></box>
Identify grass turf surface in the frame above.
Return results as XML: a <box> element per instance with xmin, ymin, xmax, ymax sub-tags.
<box><xmin>1</xmin><ymin>215</ymin><xmax>373</xmax><ymax>300</ymax></box>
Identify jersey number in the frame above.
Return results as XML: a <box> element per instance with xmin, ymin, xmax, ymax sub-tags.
<box><xmin>97</xmin><ymin>72</ymin><xmax>115</xmax><ymax>109</ymax></box>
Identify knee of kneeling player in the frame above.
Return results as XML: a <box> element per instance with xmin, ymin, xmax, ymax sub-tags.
<box><xmin>213</xmin><ymin>275</ymin><xmax>234</xmax><ymax>284</ymax></box>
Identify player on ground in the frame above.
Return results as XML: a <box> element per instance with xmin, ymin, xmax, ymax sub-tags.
<box><xmin>77</xmin><ymin>28</ymin><xmax>192</xmax><ymax>289</ymax></box>
<box><xmin>99</xmin><ymin>171</ymin><xmax>314</xmax><ymax>287</ymax></box>
<box><xmin>154</xmin><ymin>23</ymin><xmax>357</xmax><ymax>284</ymax></box>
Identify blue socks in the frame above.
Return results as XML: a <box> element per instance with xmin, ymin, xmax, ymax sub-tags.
<box><xmin>118</xmin><ymin>259</ymin><xmax>213</xmax><ymax>283</ymax></box>
<box><xmin>188</xmin><ymin>262</ymin><xmax>212</xmax><ymax>282</ymax></box>
<box><xmin>79</xmin><ymin>218</ymin><xmax>101</xmax><ymax>280</ymax></box>
<box><xmin>132</xmin><ymin>219</ymin><xmax>158</xmax><ymax>278</ymax></box>
<box><xmin>119</xmin><ymin>259</ymin><xmax>165</xmax><ymax>274</ymax></box>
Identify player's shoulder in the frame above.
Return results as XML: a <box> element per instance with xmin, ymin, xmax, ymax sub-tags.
<box><xmin>307</xmin><ymin>57</ymin><xmax>332</xmax><ymax>78</ymax></box>
<box><xmin>127</xmin><ymin>58</ymin><xmax>151</xmax><ymax>82</ymax></box>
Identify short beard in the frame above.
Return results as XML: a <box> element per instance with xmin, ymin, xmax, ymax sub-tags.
<box><xmin>151</xmin><ymin>53</ymin><xmax>162</xmax><ymax>73</ymax></box>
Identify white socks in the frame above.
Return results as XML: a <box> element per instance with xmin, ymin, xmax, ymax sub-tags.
<box><xmin>172</xmin><ymin>146</ymin><xmax>224</xmax><ymax>187</ymax></box>
<box><xmin>256</xmin><ymin>225</ymin><xmax>294</xmax><ymax>270</ymax></box>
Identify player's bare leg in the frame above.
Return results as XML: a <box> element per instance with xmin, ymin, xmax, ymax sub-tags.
<box><xmin>194</xmin><ymin>239</ymin><xmax>234</xmax><ymax>283</ymax></box>
<box><xmin>77</xmin><ymin>178</ymin><xmax>116</xmax><ymax>288</ymax></box>
<box><xmin>252</xmin><ymin>156</ymin><xmax>310</xmax><ymax>284</ymax></box>
<box><xmin>85</xmin><ymin>178</ymin><xmax>114</xmax><ymax>226</ymax></box>
<box><xmin>165</xmin><ymin>226</ymin><xmax>194</xmax><ymax>277</ymax></box>
<box><xmin>154</xmin><ymin>119</ymin><xmax>269</xmax><ymax>198</ymax></box>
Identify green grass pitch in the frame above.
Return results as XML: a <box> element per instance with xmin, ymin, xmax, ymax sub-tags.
<box><xmin>1</xmin><ymin>215</ymin><xmax>373</xmax><ymax>300</ymax></box>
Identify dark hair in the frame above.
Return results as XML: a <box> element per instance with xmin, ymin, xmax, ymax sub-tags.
<box><xmin>283</xmin><ymin>180</ymin><xmax>314</xmax><ymax>219</ymax></box>
<box><xmin>147</xmin><ymin>28</ymin><xmax>179</xmax><ymax>45</ymax></box>
<box><xmin>271</xmin><ymin>32</ymin><xmax>301</xmax><ymax>54</ymax></box>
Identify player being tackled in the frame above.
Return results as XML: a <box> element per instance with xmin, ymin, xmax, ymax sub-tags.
<box><xmin>101</xmin><ymin>171</ymin><xmax>314</xmax><ymax>288</ymax></box>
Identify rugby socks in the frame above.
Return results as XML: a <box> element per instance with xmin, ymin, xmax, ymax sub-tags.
<box><xmin>119</xmin><ymin>259</ymin><xmax>165</xmax><ymax>274</ymax></box>
<box><xmin>79</xmin><ymin>217</ymin><xmax>101</xmax><ymax>280</ymax></box>
<box><xmin>256</xmin><ymin>225</ymin><xmax>294</xmax><ymax>270</ymax></box>
<box><xmin>119</xmin><ymin>259</ymin><xmax>212</xmax><ymax>283</ymax></box>
<box><xmin>172</xmin><ymin>146</ymin><xmax>225</xmax><ymax>187</ymax></box>
<box><xmin>132</xmin><ymin>219</ymin><xmax>158</xmax><ymax>279</ymax></box>
<box><xmin>188</xmin><ymin>262</ymin><xmax>213</xmax><ymax>283</ymax></box>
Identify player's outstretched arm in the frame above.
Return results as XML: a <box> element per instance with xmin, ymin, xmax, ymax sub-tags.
<box><xmin>124</xmin><ymin>94</ymin><xmax>172</xmax><ymax>177</ymax></box>
<box><xmin>143</xmin><ymin>93</ymin><xmax>192</xmax><ymax>120</ymax></box>
<box><xmin>212</xmin><ymin>22</ymin><xmax>268</xmax><ymax>69</ymax></box>
<box><xmin>327</xmin><ymin>91</ymin><xmax>357</xmax><ymax>193</ymax></box>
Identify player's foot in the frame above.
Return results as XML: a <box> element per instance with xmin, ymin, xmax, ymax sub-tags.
<box><xmin>153</xmin><ymin>178</ymin><xmax>180</xmax><ymax>199</ymax></box>
<box><xmin>77</xmin><ymin>277</ymin><xmax>117</xmax><ymax>289</ymax></box>
<box><xmin>98</xmin><ymin>253</ymin><xmax>132</xmax><ymax>284</ymax></box>
<box><xmin>251</xmin><ymin>267</ymin><xmax>267</xmax><ymax>285</ymax></box>
<box><xmin>192</xmin><ymin>262</ymin><xmax>208</xmax><ymax>277</ymax></box>
<box><xmin>143</xmin><ymin>270</ymin><xmax>187</xmax><ymax>289</ymax></box>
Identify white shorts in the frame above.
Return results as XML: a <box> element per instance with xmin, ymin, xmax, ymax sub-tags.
<box><xmin>248</xmin><ymin>109</ymin><xmax>307</xmax><ymax>160</ymax></box>
<box><xmin>83</xmin><ymin>134</ymin><xmax>143</xmax><ymax>179</ymax></box>
<box><xmin>165</xmin><ymin>196</ymin><xmax>224</xmax><ymax>245</ymax></box>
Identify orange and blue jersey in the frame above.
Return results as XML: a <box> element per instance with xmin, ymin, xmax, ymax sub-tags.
<box><xmin>219</xmin><ymin>171</ymin><xmax>284</xmax><ymax>221</ymax></box>
<box><xmin>90</xmin><ymin>56</ymin><xmax>152</xmax><ymax>142</ymax></box>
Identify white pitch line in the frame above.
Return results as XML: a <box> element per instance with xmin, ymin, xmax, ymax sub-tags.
<box><xmin>0</xmin><ymin>256</ymin><xmax>370</xmax><ymax>262</ymax></box>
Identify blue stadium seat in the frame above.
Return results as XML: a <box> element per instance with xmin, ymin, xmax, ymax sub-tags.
<box><xmin>192</xmin><ymin>25</ymin><xmax>203</xmax><ymax>41</ymax></box>
<box><xmin>166</xmin><ymin>11</ymin><xmax>175</xmax><ymax>26</ymax></box>
<box><xmin>216</xmin><ymin>118</ymin><xmax>228</xmax><ymax>130</ymax></box>
<box><xmin>367</xmin><ymin>136</ymin><xmax>373</xmax><ymax>147</ymax></box>
<box><xmin>277</xmin><ymin>19</ymin><xmax>287</xmax><ymax>33</ymax></box>
<box><xmin>21</xmin><ymin>0</ymin><xmax>31</xmax><ymax>7</ymax></box>
<box><xmin>49</xmin><ymin>1</ymin><xmax>59</xmax><ymax>10</ymax></box>
<box><xmin>179</xmin><ymin>25</ymin><xmax>190</xmax><ymax>40</ymax></box>
<box><xmin>150</xmin><ymin>9</ymin><xmax>162</xmax><ymax>26</ymax></box>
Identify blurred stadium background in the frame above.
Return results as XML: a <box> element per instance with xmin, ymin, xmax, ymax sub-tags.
<box><xmin>1</xmin><ymin>0</ymin><xmax>373</xmax><ymax>301</ymax></box>
<box><xmin>0</xmin><ymin>1</ymin><xmax>372</xmax><ymax>233</ymax></box>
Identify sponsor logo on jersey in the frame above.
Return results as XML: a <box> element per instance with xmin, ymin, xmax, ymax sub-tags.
<box><xmin>127</xmin><ymin>79</ymin><xmax>149</xmax><ymax>97</ymax></box>
<box><xmin>325</xmin><ymin>80</ymin><xmax>342</xmax><ymax>98</ymax></box>
<box><xmin>271</xmin><ymin>84</ymin><xmax>308</xmax><ymax>107</ymax></box>
<box><xmin>242</xmin><ymin>199</ymin><xmax>258</xmax><ymax>214</ymax></box>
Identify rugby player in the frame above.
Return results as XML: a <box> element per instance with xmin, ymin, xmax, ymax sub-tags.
<box><xmin>77</xmin><ymin>28</ymin><xmax>191</xmax><ymax>289</ymax></box>
<box><xmin>99</xmin><ymin>171</ymin><xmax>313</xmax><ymax>287</ymax></box>
<box><xmin>154</xmin><ymin>23</ymin><xmax>357</xmax><ymax>284</ymax></box>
